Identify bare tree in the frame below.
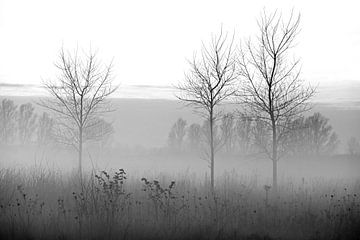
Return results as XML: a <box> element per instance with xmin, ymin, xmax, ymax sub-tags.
<box><xmin>237</xmin><ymin>11</ymin><xmax>315</xmax><ymax>192</ymax></box>
<box><xmin>176</xmin><ymin>29</ymin><xmax>237</xmax><ymax>190</ymax></box>
<box><xmin>39</xmin><ymin>48</ymin><xmax>118</xmax><ymax>183</ymax></box>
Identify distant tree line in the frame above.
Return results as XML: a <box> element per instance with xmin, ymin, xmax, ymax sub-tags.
<box><xmin>285</xmin><ymin>113</ymin><xmax>339</xmax><ymax>155</ymax></box>
<box><xmin>0</xmin><ymin>98</ymin><xmax>114</xmax><ymax>149</ymax></box>
<box><xmin>0</xmin><ymin>99</ymin><xmax>53</xmax><ymax>146</ymax></box>
<box><xmin>167</xmin><ymin>111</ymin><xmax>341</xmax><ymax>157</ymax></box>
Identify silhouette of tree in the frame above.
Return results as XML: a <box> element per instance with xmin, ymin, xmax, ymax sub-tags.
<box><xmin>176</xmin><ymin>29</ymin><xmax>237</xmax><ymax>190</ymax></box>
<box><xmin>39</xmin><ymin>47</ymin><xmax>118</xmax><ymax>183</ymax></box>
<box><xmin>237</xmin><ymin>11</ymin><xmax>315</xmax><ymax>192</ymax></box>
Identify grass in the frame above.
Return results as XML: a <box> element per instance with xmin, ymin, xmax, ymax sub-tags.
<box><xmin>0</xmin><ymin>166</ymin><xmax>359</xmax><ymax>240</ymax></box>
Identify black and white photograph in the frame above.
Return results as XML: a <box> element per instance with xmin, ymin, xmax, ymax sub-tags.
<box><xmin>0</xmin><ymin>0</ymin><xmax>359</xmax><ymax>239</ymax></box>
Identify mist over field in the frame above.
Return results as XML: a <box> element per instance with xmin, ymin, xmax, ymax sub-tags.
<box><xmin>1</xmin><ymin>94</ymin><xmax>360</xmax><ymax>240</ymax></box>
<box><xmin>1</xmin><ymin>96</ymin><xmax>360</xmax><ymax>178</ymax></box>
<box><xmin>1</xmin><ymin>1</ymin><xmax>360</xmax><ymax>239</ymax></box>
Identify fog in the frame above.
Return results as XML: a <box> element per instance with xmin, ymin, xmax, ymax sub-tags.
<box><xmin>0</xmin><ymin>96</ymin><xmax>359</xmax><ymax>184</ymax></box>
<box><xmin>1</xmin><ymin>98</ymin><xmax>359</xmax><ymax>180</ymax></box>
<box><xmin>1</xmin><ymin>96</ymin><xmax>360</xmax><ymax>240</ymax></box>
<box><xmin>1</xmin><ymin>2</ymin><xmax>360</xmax><ymax>239</ymax></box>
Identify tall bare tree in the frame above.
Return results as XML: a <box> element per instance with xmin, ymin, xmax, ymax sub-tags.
<box><xmin>39</xmin><ymin>48</ymin><xmax>117</xmax><ymax>182</ymax></box>
<box><xmin>176</xmin><ymin>29</ymin><xmax>237</xmax><ymax>190</ymax></box>
<box><xmin>237</xmin><ymin>11</ymin><xmax>315</xmax><ymax>192</ymax></box>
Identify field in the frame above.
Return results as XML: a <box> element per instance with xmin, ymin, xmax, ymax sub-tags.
<box><xmin>1</xmin><ymin>153</ymin><xmax>360</xmax><ymax>240</ymax></box>
<box><xmin>1</xmin><ymin>0</ymin><xmax>360</xmax><ymax>239</ymax></box>
<box><xmin>0</xmin><ymin>98</ymin><xmax>360</xmax><ymax>239</ymax></box>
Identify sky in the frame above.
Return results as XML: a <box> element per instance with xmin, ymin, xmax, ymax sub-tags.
<box><xmin>0</xmin><ymin>0</ymin><xmax>359</xmax><ymax>100</ymax></box>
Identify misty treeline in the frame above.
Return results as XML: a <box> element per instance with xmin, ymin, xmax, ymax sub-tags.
<box><xmin>167</xmin><ymin>111</ymin><xmax>341</xmax><ymax>157</ymax></box>
<box><xmin>0</xmin><ymin>98</ymin><xmax>114</xmax><ymax>148</ymax></box>
<box><xmin>1</xmin><ymin>9</ymin><xmax>360</xmax><ymax>240</ymax></box>
<box><xmin>0</xmin><ymin>99</ymin><xmax>52</xmax><ymax>146</ymax></box>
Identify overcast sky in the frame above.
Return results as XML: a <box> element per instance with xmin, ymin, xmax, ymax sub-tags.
<box><xmin>0</xmin><ymin>0</ymin><xmax>359</xmax><ymax>99</ymax></box>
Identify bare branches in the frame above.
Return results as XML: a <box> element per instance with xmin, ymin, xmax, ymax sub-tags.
<box><xmin>176</xmin><ymin>29</ymin><xmax>237</xmax><ymax>119</ymax></box>
<box><xmin>38</xmin><ymin>47</ymin><xmax>118</xmax><ymax>148</ymax></box>
<box><xmin>176</xmin><ymin>29</ymin><xmax>238</xmax><ymax>190</ymax></box>
<box><xmin>238</xmin><ymin>10</ymin><xmax>315</xmax><ymax>127</ymax></box>
<box><xmin>237</xmin><ymin>10</ymin><xmax>315</xmax><ymax>191</ymax></box>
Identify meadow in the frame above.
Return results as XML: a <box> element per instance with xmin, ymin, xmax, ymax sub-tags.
<box><xmin>0</xmin><ymin>160</ymin><xmax>359</xmax><ymax>240</ymax></box>
<box><xmin>0</xmin><ymin>98</ymin><xmax>359</xmax><ymax>240</ymax></box>
<box><xmin>1</xmin><ymin>2</ymin><xmax>360</xmax><ymax>239</ymax></box>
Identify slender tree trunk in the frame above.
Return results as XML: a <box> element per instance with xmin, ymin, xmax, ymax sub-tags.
<box><xmin>272</xmin><ymin>157</ymin><xmax>277</xmax><ymax>191</ymax></box>
<box><xmin>79</xmin><ymin>97</ymin><xmax>84</xmax><ymax>187</ymax></box>
<box><xmin>209</xmin><ymin>108</ymin><xmax>215</xmax><ymax>191</ymax></box>
<box><xmin>271</xmin><ymin>119</ymin><xmax>278</xmax><ymax>193</ymax></box>
<box><xmin>79</xmin><ymin>126</ymin><xmax>83</xmax><ymax>186</ymax></box>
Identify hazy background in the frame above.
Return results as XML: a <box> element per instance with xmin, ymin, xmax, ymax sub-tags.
<box><xmin>0</xmin><ymin>0</ymin><xmax>359</xmax><ymax>181</ymax></box>
<box><xmin>1</xmin><ymin>1</ymin><xmax>360</xmax><ymax>239</ymax></box>
<box><xmin>0</xmin><ymin>95</ymin><xmax>359</xmax><ymax>184</ymax></box>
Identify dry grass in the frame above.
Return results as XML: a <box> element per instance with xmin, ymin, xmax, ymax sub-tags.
<box><xmin>0</xmin><ymin>167</ymin><xmax>359</xmax><ymax>240</ymax></box>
